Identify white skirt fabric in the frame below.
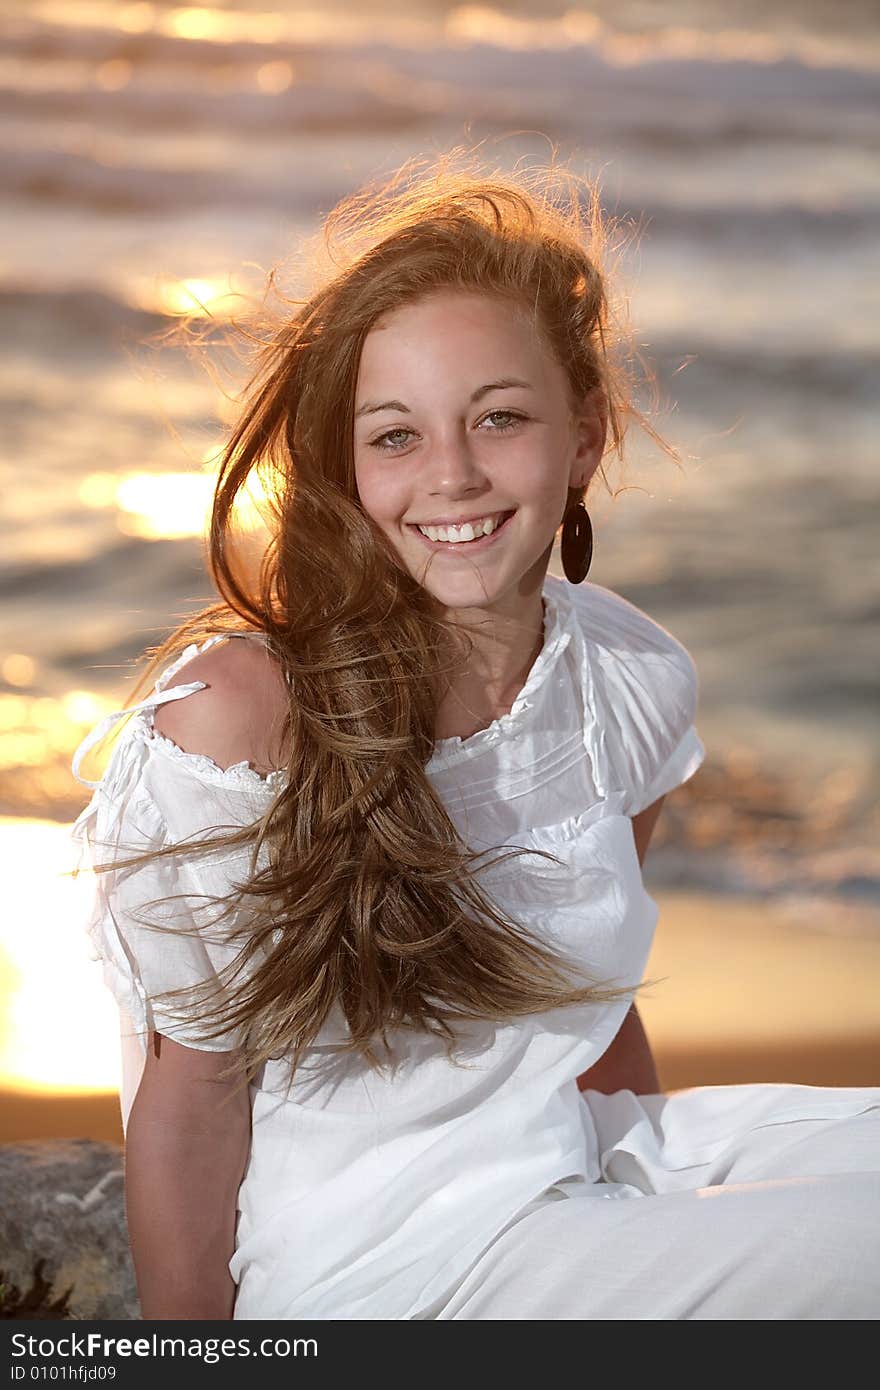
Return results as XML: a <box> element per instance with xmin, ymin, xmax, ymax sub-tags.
<box><xmin>418</xmin><ymin>1082</ymin><xmax>880</xmax><ymax>1320</ymax></box>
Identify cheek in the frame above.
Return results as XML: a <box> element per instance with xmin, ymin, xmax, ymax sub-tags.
<box><xmin>354</xmin><ymin>457</ymin><xmax>405</xmax><ymax>524</ymax></box>
<box><xmin>506</xmin><ymin>443</ymin><xmax>567</xmax><ymax>503</ymax></box>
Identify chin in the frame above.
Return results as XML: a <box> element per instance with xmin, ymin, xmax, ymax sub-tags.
<box><xmin>413</xmin><ymin>574</ymin><xmax>516</xmax><ymax>610</ymax></box>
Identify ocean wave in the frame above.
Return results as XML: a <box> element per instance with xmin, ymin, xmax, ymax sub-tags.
<box><xmin>3</xmin><ymin>135</ymin><xmax>877</xmax><ymax>243</ymax></box>
<box><xmin>1</xmin><ymin>73</ymin><xmax>875</xmax><ymax>159</ymax></box>
<box><xmin>0</xmin><ymin>75</ymin><xmax>435</xmax><ymax>140</ymax></box>
<box><xmin>643</xmin><ymin>338</ymin><xmax>880</xmax><ymax>406</ymax></box>
<box><xmin>2</xmin><ymin>8</ymin><xmax>878</xmax><ymax>142</ymax></box>
<box><xmin>0</xmin><ymin>532</ymin><xmax>206</xmax><ymax>601</ymax></box>
<box><xmin>0</xmin><ymin>283</ymin><xmax>168</xmax><ymax>348</ymax></box>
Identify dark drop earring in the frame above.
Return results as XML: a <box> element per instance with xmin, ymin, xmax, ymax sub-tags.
<box><xmin>561</xmin><ymin>500</ymin><xmax>593</xmax><ymax>584</ymax></box>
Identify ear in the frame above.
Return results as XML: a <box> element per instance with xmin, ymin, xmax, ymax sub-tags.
<box><xmin>569</xmin><ymin>386</ymin><xmax>608</xmax><ymax>489</ymax></box>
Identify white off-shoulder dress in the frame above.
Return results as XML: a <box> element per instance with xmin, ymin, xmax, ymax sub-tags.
<box><xmin>70</xmin><ymin>573</ymin><xmax>880</xmax><ymax>1320</ymax></box>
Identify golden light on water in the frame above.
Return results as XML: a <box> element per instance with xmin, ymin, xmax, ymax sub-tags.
<box><xmin>115</xmin><ymin>471</ymin><xmax>215</xmax><ymax>540</ymax></box>
<box><xmin>77</xmin><ymin>472</ymin><xmax>117</xmax><ymax>509</ymax></box>
<box><xmin>446</xmin><ymin>5</ymin><xmax>572</xmax><ymax>51</ymax></box>
<box><xmin>160</xmin><ymin>5</ymin><xmax>306</xmax><ymax>45</ymax></box>
<box><xmin>154</xmin><ymin>275</ymin><xmax>242</xmax><ymax>319</ymax></box>
<box><xmin>0</xmin><ymin>818</ymin><xmax>121</xmax><ymax>1094</ymax></box>
<box><xmin>165</xmin><ymin>6</ymin><xmax>227</xmax><ymax>42</ymax></box>
<box><xmin>0</xmin><ymin>690</ymin><xmax>116</xmax><ymax>778</ymax></box>
<box><xmin>78</xmin><ymin>453</ymin><xmax>273</xmax><ymax>541</ymax></box>
<box><xmin>62</xmin><ymin>691</ymin><xmax>111</xmax><ymax>726</ymax></box>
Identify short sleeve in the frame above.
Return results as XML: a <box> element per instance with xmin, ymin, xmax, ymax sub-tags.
<box><xmin>566</xmin><ymin>580</ymin><xmax>707</xmax><ymax>817</ymax></box>
<box><xmin>70</xmin><ymin>705</ymin><xmax>264</xmax><ymax>1063</ymax></box>
<box><xmin>633</xmin><ymin>715</ymin><xmax>705</xmax><ymax>814</ymax></box>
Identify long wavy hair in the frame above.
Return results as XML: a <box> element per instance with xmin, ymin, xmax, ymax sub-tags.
<box><xmin>76</xmin><ymin>147</ymin><xmax>679</xmax><ymax>1103</ymax></box>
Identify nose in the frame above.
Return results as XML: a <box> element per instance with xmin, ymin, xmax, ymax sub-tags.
<box><xmin>425</xmin><ymin>427</ymin><xmax>491</xmax><ymax>505</ymax></box>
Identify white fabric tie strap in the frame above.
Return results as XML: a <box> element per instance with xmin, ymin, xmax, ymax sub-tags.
<box><xmin>71</xmin><ymin>679</ymin><xmax>207</xmax><ymax>788</ymax></box>
<box><xmin>70</xmin><ymin>630</ymin><xmax>269</xmax><ymax>789</ymax></box>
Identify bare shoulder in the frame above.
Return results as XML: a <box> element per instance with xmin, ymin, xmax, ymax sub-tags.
<box><xmin>152</xmin><ymin>635</ymin><xmax>290</xmax><ymax>776</ymax></box>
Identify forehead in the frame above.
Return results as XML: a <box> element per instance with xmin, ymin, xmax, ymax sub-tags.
<box><xmin>358</xmin><ymin>290</ymin><xmax>551</xmax><ymax>378</ymax></box>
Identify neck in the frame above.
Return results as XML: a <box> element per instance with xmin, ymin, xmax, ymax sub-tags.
<box><xmin>434</xmin><ymin>595</ymin><xmax>547</xmax><ymax>740</ymax></box>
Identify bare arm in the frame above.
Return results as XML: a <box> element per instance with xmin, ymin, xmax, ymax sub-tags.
<box><xmin>125</xmin><ymin>640</ymin><xmax>280</xmax><ymax>1318</ymax></box>
<box><xmin>575</xmin><ymin>795</ymin><xmax>666</xmax><ymax>1096</ymax></box>
<box><xmin>125</xmin><ymin>1031</ymin><xmax>252</xmax><ymax>1320</ymax></box>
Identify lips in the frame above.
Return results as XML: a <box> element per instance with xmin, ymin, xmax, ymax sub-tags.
<box><xmin>408</xmin><ymin>508</ymin><xmax>517</xmax><ymax>551</ymax></box>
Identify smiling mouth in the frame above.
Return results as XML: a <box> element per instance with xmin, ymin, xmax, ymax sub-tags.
<box><xmin>408</xmin><ymin>509</ymin><xmax>517</xmax><ymax>545</ymax></box>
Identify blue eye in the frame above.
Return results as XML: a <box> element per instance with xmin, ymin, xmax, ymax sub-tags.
<box><xmin>482</xmin><ymin>409</ymin><xmax>527</xmax><ymax>432</ymax></box>
<box><xmin>372</xmin><ymin>427</ymin><xmax>414</xmax><ymax>451</ymax></box>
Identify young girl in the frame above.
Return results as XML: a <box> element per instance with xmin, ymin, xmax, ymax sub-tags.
<box><xmin>71</xmin><ymin>156</ymin><xmax>880</xmax><ymax>1321</ymax></box>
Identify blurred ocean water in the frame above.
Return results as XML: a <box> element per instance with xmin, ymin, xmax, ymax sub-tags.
<box><xmin>1</xmin><ymin>0</ymin><xmax>878</xmax><ymax>907</ymax></box>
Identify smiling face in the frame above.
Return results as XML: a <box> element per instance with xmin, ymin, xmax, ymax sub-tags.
<box><xmin>352</xmin><ymin>289</ymin><xmax>606</xmax><ymax>625</ymax></box>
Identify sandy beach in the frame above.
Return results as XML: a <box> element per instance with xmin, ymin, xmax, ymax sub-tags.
<box><xmin>642</xmin><ymin>890</ymin><xmax>880</xmax><ymax>1092</ymax></box>
<box><xmin>3</xmin><ymin>889</ymin><xmax>876</xmax><ymax>1146</ymax></box>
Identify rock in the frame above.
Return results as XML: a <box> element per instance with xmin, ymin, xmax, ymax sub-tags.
<box><xmin>0</xmin><ymin>1138</ymin><xmax>139</xmax><ymax>1320</ymax></box>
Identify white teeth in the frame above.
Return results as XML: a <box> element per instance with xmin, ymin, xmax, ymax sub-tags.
<box><xmin>417</xmin><ymin>512</ymin><xmax>508</xmax><ymax>543</ymax></box>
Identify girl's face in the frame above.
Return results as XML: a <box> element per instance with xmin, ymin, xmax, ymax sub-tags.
<box><xmin>353</xmin><ymin>289</ymin><xmax>605</xmax><ymax>620</ymax></box>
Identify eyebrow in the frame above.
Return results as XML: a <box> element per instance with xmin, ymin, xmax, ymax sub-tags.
<box><xmin>354</xmin><ymin>377</ymin><xmax>534</xmax><ymax>419</ymax></box>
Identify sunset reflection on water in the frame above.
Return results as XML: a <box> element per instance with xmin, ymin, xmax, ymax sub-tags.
<box><xmin>0</xmin><ymin>817</ymin><xmax>121</xmax><ymax>1095</ymax></box>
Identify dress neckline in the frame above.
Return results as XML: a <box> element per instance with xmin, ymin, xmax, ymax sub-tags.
<box><xmin>426</xmin><ymin>580</ymin><xmax>570</xmax><ymax>769</ymax></box>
